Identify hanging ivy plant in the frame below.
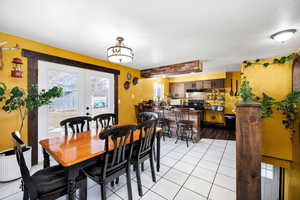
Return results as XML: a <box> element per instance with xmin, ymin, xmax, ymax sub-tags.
<box><xmin>275</xmin><ymin>91</ymin><xmax>300</xmax><ymax>133</ymax></box>
<box><xmin>253</xmin><ymin>93</ymin><xmax>275</xmax><ymax>118</ymax></box>
<box><xmin>243</xmin><ymin>50</ymin><xmax>300</xmax><ymax>68</ymax></box>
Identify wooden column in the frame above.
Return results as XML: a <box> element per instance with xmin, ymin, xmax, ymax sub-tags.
<box><xmin>236</xmin><ymin>102</ymin><xmax>261</xmax><ymax>200</ymax></box>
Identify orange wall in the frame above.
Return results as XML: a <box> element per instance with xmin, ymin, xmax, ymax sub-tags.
<box><xmin>0</xmin><ymin>32</ymin><xmax>151</xmax><ymax>150</ymax></box>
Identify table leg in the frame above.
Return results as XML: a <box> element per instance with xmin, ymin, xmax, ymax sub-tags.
<box><xmin>156</xmin><ymin>133</ymin><xmax>161</xmax><ymax>172</ymax></box>
<box><xmin>43</xmin><ymin>148</ymin><xmax>50</xmax><ymax>168</ymax></box>
<box><xmin>66</xmin><ymin>166</ymin><xmax>78</xmax><ymax>200</ymax></box>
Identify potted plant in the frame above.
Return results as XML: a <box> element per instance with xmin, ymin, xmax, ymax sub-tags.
<box><xmin>0</xmin><ymin>83</ymin><xmax>62</xmax><ymax>182</ymax></box>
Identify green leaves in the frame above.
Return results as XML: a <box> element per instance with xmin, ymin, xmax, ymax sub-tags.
<box><xmin>0</xmin><ymin>82</ymin><xmax>7</xmax><ymax>102</ymax></box>
<box><xmin>239</xmin><ymin>78</ymin><xmax>255</xmax><ymax>102</ymax></box>
<box><xmin>243</xmin><ymin>50</ymin><xmax>300</xmax><ymax>69</ymax></box>
<box><xmin>0</xmin><ymin>83</ymin><xmax>63</xmax><ymax>132</ymax></box>
<box><xmin>274</xmin><ymin>91</ymin><xmax>300</xmax><ymax>130</ymax></box>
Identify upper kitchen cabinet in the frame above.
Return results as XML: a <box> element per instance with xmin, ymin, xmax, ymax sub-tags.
<box><xmin>203</xmin><ymin>80</ymin><xmax>212</xmax><ymax>89</ymax></box>
<box><xmin>196</xmin><ymin>80</ymin><xmax>203</xmax><ymax>88</ymax></box>
<box><xmin>170</xmin><ymin>82</ymin><xmax>185</xmax><ymax>98</ymax></box>
<box><xmin>203</xmin><ymin>79</ymin><xmax>225</xmax><ymax>89</ymax></box>
<box><xmin>212</xmin><ymin>79</ymin><xmax>225</xmax><ymax>88</ymax></box>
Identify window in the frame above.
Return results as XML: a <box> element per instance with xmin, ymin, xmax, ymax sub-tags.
<box><xmin>261</xmin><ymin>163</ymin><xmax>274</xmax><ymax>179</ymax></box>
<box><xmin>153</xmin><ymin>82</ymin><xmax>164</xmax><ymax>100</ymax></box>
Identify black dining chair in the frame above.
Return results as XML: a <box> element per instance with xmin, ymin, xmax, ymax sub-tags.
<box><xmin>82</xmin><ymin>125</ymin><xmax>137</xmax><ymax>200</ymax></box>
<box><xmin>93</xmin><ymin>113</ymin><xmax>116</xmax><ymax>130</ymax></box>
<box><xmin>132</xmin><ymin>119</ymin><xmax>157</xmax><ymax>197</ymax></box>
<box><xmin>138</xmin><ymin>112</ymin><xmax>158</xmax><ymax>122</ymax></box>
<box><xmin>11</xmin><ymin>132</ymin><xmax>87</xmax><ymax>200</ymax></box>
<box><xmin>60</xmin><ymin>116</ymin><xmax>92</xmax><ymax>134</ymax></box>
<box><xmin>138</xmin><ymin>112</ymin><xmax>158</xmax><ymax>169</ymax></box>
<box><xmin>174</xmin><ymin>108</ymin><xmax>195</xmax><ymax>147</ymax></box>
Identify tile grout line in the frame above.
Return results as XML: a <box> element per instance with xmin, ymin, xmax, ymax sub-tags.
<box><xmin>206</xmin><ymin>140</ymin><xmax>229</xmax><ymax>199</ymax></box>
<box><xmin>171</xmin><ymin>139</ymin><xmax>214</xmax><ymax>200</ymax></box>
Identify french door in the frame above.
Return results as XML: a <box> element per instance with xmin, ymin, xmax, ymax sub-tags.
<box><xmin>37</xmin><ymin>61</ymin><xmax>114</xmax><ymax>161</ymax></box>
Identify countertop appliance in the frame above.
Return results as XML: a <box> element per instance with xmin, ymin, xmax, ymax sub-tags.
<box><xmin>188</xmin><ymin>99</ymin><xmax>204</xmax><ymax>110</ymax></box>
<box><xmin>170</xmin><ymin>99</ymin><xmax>182</xmax><ymax>106</ymax></box>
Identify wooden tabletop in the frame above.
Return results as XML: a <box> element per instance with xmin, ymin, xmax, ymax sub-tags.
<box><xmin>39</xmin><ymin>126</ymin><xmax>161</xmax><ymax>167</ymax></box>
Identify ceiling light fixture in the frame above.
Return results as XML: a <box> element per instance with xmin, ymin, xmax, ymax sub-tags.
<box><xmin>107</xmin><ymin>37</ymin><xmax>134</xmax><ymax>63</ymax></box>
<box><xmin>270</xmin><ymin>29</ymin><xmax>297</xmax><ymax>43</ymax></box>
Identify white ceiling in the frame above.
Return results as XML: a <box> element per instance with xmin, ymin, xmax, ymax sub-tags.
<box><xmin>1</xmin><ymin>0</ymin><xmax>300</xmax><ymax>73</ymax></box>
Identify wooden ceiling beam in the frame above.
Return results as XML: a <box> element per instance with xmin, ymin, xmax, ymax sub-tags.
<box><xmin>141</xmin><ymin>60</ymin><xmax>203</xmax><ymax>78</ymax></box>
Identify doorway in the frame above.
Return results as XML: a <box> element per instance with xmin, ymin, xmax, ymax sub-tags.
<box><xmin>37</xmin><ymin>61</ymin><xmax>115</xmax><ymax>162</ymax></box>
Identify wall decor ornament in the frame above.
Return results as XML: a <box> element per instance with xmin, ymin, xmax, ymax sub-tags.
<box><xmin>132</xmin><ymin>77</ymin><xmax>139</xmax><ymax>85</ymax></box>
<box><xmin>124</xmin><ymin>81</ymin><xmax>130</xmax><ymax>90</ymax></box>
<box><xmin>11</xmin><ymin>57</ymin><xmax>23</xmax><ymax>78</ymax></box>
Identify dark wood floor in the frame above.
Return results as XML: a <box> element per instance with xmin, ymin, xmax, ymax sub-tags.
<box><xmin>200</xmin><ymin>128</ymin><xmax>236</xmax><ymax>140</ymax></box>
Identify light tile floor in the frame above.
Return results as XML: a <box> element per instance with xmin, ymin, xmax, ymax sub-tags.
<box><xmin>0</xmin><ymin>138</ymin><xmax>236</xmax><ymax>200</ymax></box>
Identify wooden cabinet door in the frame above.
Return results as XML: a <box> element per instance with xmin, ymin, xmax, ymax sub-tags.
<box><xmin>212</xmin><ymin>79</ymin><xmax>225</xmax><ymax>88</ymax></box>
<box><xmin>170</xmin><ymin>82</ymin><xmax>185</xmax><ymax>98</ymax></box>
<box><xmin>184</xmin><ymin>82</ymin><xmax>193</xmax><ymax>90</ymax></box>
<box><xmin>203</xmin><ymin>80</ymin><xmax>212</xmax><ymax>89</ymax></box>
<box><xmin>196</xmin><ymin>81</ymin><xmax>203</xmax><ymax>88</ymax></box>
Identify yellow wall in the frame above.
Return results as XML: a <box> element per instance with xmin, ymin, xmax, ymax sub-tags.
<box><xmin>0</xmin><ymin>32</ymin><xmax>159</xmax><ymax>151</ymax></box>
<box><xmin>242</xmin><ymin>57</ymin><xmax>293</xmax><ymax>161</ymax></box>
<box><xmin>168</xmin><ymin>72</ymin><xmax>226</xmax><ymax>82</ymax></box>
<box><xmin>284</xmin><ymin>112</ymin><xmax>300</xmax><ymax>200</ymax></box>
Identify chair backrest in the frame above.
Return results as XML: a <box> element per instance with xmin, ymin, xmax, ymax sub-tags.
<box><xmin>99</xmin><ymin>125</ymin><xmax>137</xmax><ymax>180</ymax></box>
<box><xmin>60</xmin><ymin>116</ymin><xmax>92</xmax><ymax>134</ymax></box>
<box><xmin>174</xmin><ymin>108</ymin><xmax>190</xmax><ymax>122</ymax></box>
<box><xmin>93</xmin><ymin>113</ymin><xmax>116</xmax><ymax>130</ymax></box>
<box><xmin>136</xmin><ymin>120</ymin><xmax>157</xmax><ymax>157</ymax></box>
<box><xmin>138</xmin><ymin>112</ymin><xmax>158</xmax><ymax>123</ymax></box>
<box><xmin>11</xmin><ymin>132</ymin><xmax>38</xmax><ymax>199</ymax></box>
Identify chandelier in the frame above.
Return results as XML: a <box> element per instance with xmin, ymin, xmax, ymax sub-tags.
<box><xmin>107</xmin><ymin>37</ymin><xmax>134</xmax><ymax>63</ymax></box>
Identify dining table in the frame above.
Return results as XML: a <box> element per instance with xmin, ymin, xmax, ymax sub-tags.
<box><xmin>39</xmin><ymin>125</ymin><xmax>162</xmax><ymax>200</ymax></box>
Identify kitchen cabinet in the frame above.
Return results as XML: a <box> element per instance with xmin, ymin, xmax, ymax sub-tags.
<box><xmin>196</xmin><ymin>81</ymin><xmax>203</xmax><ymax>88</ymax></box>
<box><xmin>212</xmin><ymin>79</ymin><xmax>225</xmax><ymax>88</ymax></box>
<box><xmin>170</xmin><ymin>82</ymin><xmax>185</xmax><ymax>98</ymax></box>
<box><xmin>203</xmin><ymin>80</ymin><xmax>212</xmax><ymax>89</ymax></box>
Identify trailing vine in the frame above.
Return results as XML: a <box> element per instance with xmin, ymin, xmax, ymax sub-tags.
<box><xmin>239</xmin><ymin>78</ymin><xmax>300</xmax><ymax>133</ymax></box>
<box><xmin>242</xmin><ymin>50</ymin><xmax>300</xmax><ymax>68</ymax></box>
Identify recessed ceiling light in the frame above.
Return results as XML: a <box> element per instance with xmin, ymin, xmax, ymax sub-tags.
<box><xmin>270</xmin><ymin>29</ymin><xmax>297</xmax><ymax>43</ymax></box>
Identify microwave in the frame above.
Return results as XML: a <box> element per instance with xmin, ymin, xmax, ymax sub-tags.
<box><xmin>170</xmin><ymin>99</ymin><xmax>182</xmax><ymax>106</ymax></box>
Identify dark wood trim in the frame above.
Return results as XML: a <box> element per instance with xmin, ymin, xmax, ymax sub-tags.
<box><xmin>279</xmin><ymin>167</ymin><xmax>285</xmax><ymax>200</ymax></box>
<box><xmin>292</xmin><ymin>56</ymin><xmax>300</xmax><ymax>91</ymax></box>
<box><xmin>22</xmin><ymin>49</ymin><xmax>120</xmax><ymax>75</ymax></box>
<box><xmin>22</xmin><ymin>49</ymin><xmax>120</xmax><ymax>165</ymax></box>
<box><xmin>27</xmin><ymin>58</ymin><xmax>38</xmax><ymax>165</ymax></box>
<box><xmin>114</xmin><ymin>74</ymin><xmax>119</xmax><ymax>124</ymax></box>
<box><xmin>141</xmin><ymin>60</ymin><xmax>202</xmax><ymax>78</ymax></box>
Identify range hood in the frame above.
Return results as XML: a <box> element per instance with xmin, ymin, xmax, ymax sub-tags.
<box><xmin>186</xmin><ymin>88</ymin><xmax>206</xmax><ymax>93</ymax></box>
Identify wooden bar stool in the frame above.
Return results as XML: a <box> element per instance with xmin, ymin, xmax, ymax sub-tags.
<box><xmin>174</xmin><ymin>108</ymin><xmax>195</xmax><ymax>147</ymax></box>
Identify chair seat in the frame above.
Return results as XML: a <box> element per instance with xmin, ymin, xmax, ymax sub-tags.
<box><xmin>32</xmin><ymin>165</ymin><xmax>84</xmax><ymax>195</ymax></box>
<box><xmin>83</xmin><ymin>162</ymin><xmax>127</xmax><ymax>182</ymax></box>
<box><xmin>32</xmin><ymin>165</ymin><xmax>67</xmax><ymax>195</ymax></box>
<box><xmin>177</xmin><ymin>120</ymin><xmax>194</xmax><ymax>125</ymax></box>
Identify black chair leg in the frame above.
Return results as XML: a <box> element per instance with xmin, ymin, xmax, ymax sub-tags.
<box><xmin>126</xmin><ymin>166</ymin><xmax>133</xmax><ymax>200</ymax></box>
<box><xmin>101</xmin><ymin>183</ymin><xmax>107</xmax><ymax>200</ymax></box>
<box><xmin>110</xmin><ymin>180</ymin><xmax>115</xmax><ymax>187</ymax></box>
<box><xmin>175</xmin><ymin>125</ymin><xmax>179</xmax><ymax>144</ymax></box>
<box><xmin>141</xmin><ymin>162</ymin><xmax>145</xmax><ymax>171</ymax></box>
<box><xmin>23</xmin><ymin>188</ymin><xmax>29</xmax><ymax>200</ymax></box>
<box><xmin>186</xmin><ymin>132</ymin><xmax>189</xmax><ymax>148</ymax></box>
<box><xmin>116</xmin><ymin>177</ymin><xmax>119</xmax><ymax>184</ymax></box>
<box><xmin>153</xmin><ymin>146</ymin><xmax>157</xmax><ymax>162</ymax></box>
<box><xmin>79</xmin><ymin>178</ymin><xmax>87</xmax><ymax>200</ymax></box>
<box><xmin>135</xmin><ymin>163</ymin><xmax>143</xmax><ymax>197</ymax></box>
<box><xmin>149</xmin><ymin>153</ymin><xmax>156</xmax><ymax>182</ymax></box>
